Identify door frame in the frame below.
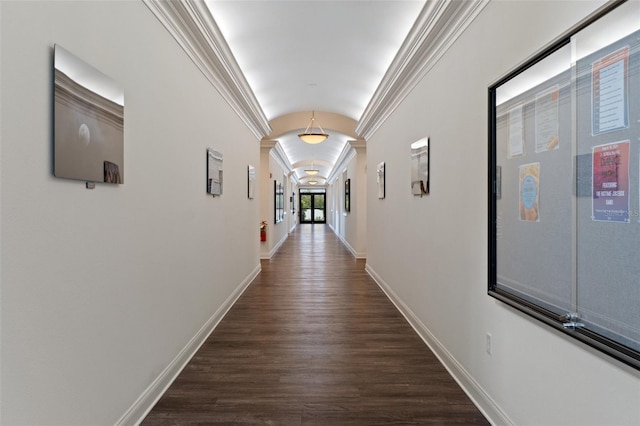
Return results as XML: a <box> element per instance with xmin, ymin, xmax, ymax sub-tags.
<box><xmin>299</xmin><ymin>189</ymin><xmax>326</xmax><ymax>224</ymax></box>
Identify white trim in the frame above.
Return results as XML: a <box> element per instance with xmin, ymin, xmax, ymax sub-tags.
<box><xmin>332</xmin><ymin>226</ymin><xmax>366</xmax><ymax>259</ymax></box>
<box><xmin>142</xmin><ymin>0</ymin><xmax>271</xmax><ymax>139</ymax></box>
<box><xmin>365</xmin><ymin>264</ymin><xmax>513</xmax><ymax>426</ymax></box>
<box><xmin>115</xmin><ymin>263</ymin><xmax>262</xmax><ymax>426</ymax></box>
<box><xmin>271</xmin><ymin>142</ymin><xmax>294</xmax><ymax>174</ymax></box>
<box><xmin>262</xmin><ymin>139</ymin><xmax>293</xmax><ymax>175</ymax></box>
<box><xmin>260</xmin><ymin>232</ymin><xmax>288</xmax><ymax>260</ymax></box>
<box><xmin>356</xmin><ymin>0</ymin><xmax>489</xmax><ymax>140</ymax></box>
<box><xmin>327</xmin><ymin>140</ymin><xmax>366</xmax><ymax>180</ymax></box>
<box><xmin>326</xmin><ymin>142</ymin><xmax>357</xmax><ymax>184</ymax></box>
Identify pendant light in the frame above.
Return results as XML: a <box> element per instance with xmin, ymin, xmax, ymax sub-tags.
<box><xmin>298</xmin><ymin>111</ymin><xmax>328</xmax><ymax>144</ymax></box>
<box><xmin>304</xmin><ymin>161</ymin><xmax>319</xmax><ymax>175</ymax></box>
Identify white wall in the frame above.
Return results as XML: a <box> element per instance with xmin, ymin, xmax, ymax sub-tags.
<box><xmin>288</xmin><ymin>175</ymin><xmax>298</xmax><ymax>232</ymax></box>
<box><xmin>366</xmin><ymin>1</ymin><xmax>640</xmax><ymax>425</ymax></box>
<box><xmin>0</xmin><ymin>1</ymin><xmax>260</xmax><ymax>424</ymax></box>
<box><xmin>352</xmin><ymin>145</ymin><xmax>367</xmax><ymax>258</ymax></box>
<box><xmin>327</xmin><ymin>178</ymin><xmax>338</xmax><ymax>232</ymax></box>
<box><xmin>259</xmin><ymin>146</ymin><xmax>289</xmax><ymax>258</ymax></box>
<box><xmin>329</xmin><ymin>144</ymin><xmax>367</xmax><ymax>258</ymax></box>
<box><xmin>342</xmin><ymin>151</ymin><xmax>367</xmax><ymax>258</ymax></box>
<box><xmin>332</xmin><ymin>168</ymin><xmax>349</xmax><ymax>248</ymax></box>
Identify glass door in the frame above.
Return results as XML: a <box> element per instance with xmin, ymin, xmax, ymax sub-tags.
<box><xmin>300</xmin><ymin>190</ymin><xmax>326</xmax><ymax>224</ymax></box>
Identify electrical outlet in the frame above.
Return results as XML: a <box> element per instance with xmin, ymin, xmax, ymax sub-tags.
<box><xmin>486</xmin><ymin>333</ymin><xmax>492</xmax><ymax>355</ymax></box>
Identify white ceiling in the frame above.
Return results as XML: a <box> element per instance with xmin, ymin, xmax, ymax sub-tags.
<box><xmin>204</xmin><ymin>0</ymin><xmax>426</xmax><ymax>183</ymax></box>
<box><xmin>145</xmin><ymin>0</ymin><xmax>487</xmax><ymax>184</ymax></box>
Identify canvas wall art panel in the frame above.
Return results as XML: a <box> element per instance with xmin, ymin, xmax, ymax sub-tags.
<box><xmin>54</xmin><ymin>44</ymin><xmax>124</xmax><ymax>184</ymax></box>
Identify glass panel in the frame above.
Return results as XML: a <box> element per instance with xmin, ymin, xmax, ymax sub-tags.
<box><xmin>300</xmin><ymin>194</ymin><xmax>312</xmax><ymax>223</ymax></box>
<box><xmin>490</xmin><ymin>1</ymin><xmax>640</xmax><ymax>367</ymax></box>
<box><xmin>494</xmin><ymin>42</ymin><xmax>574</xmax><ymax>315</ymax></box>
<box><xmin>313</xmin><ymin>194</ymin><xmax>325</xmax><ymax>222</ymax></box>
<box><xmin>572</xmin><ymin>5</ymin><xmax>640</xmax><ymax>351</ymax></box>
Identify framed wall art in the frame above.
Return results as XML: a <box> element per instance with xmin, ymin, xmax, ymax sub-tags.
<box><xmin>376</xmin><ymin>162</ymin><xmax>385</xmax><ymax>199</ymax></box>
<box><xmin>207</xmin><ymin>149</ymin><xmax>223</xmax><ymax>196</ymax></box>
<box><xmin>274</xmin><ymin>180</ymin><xmax>284</xmax><ymax>223</ymax></box>
<box><xmin>291</xmin><ymin>191</ymin><xmax>296</xmax><ymax>215</ymax></box>
<box><xmin>410</xmin><ymin>137</ymin><xmax>429</xmax><ymax>196</ymax></box>
<box><xmin>53</xmin><ymin>44</ymin><xmax>124</xmax><ymax>184</ymax></box>
<box><xmin>247</xmin><ymin>164</ymin><xmax>256</xmax><ymax>199</ymax></box>
<box><xmin>345</xmin><ymin>178</ymin><xmax>351</xmax><ymax>212</ymax></box>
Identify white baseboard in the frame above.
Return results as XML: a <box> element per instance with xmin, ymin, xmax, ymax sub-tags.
<box><xmin>260</xmin><ymin>232</ymin><xmax>288</xmax><ymax>259</ymax></box>
<box><xmin>116</xmin><ymin>262</ymin><xmax>262</xmax><ymax>426</ymax></box>
<box><xmin>330</xmin><ymin>226</ymin><xmax>366</xmax><ymax>259</ymax></box>
<box><xmin>365</xmin><ymin>264</ymin><xmax>512</xmax><ymax>426</ymax></box>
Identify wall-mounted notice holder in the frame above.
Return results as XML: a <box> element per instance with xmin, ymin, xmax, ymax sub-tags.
<box><xmin>488</xmin><ymin>1</ymin><xmax>640</xmax><ymax>370</ymax></box>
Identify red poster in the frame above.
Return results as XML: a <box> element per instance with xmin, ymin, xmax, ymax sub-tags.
<box><xmin>592</xmin><ymin>141</ymin><xmax>630</xmax><ymax>222</ymax></box>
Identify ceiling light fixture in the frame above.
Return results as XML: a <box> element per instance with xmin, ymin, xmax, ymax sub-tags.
<box><xmin>298</xmin><ymin>111</ymin><xmax>328</xmax><ymax>144</ymax></box>
<box><xmin>304</xmin><ymin>161</ymin><xmax>319</xmax><ymax>175</ymax></box>
<box><xmin>308</xmin><ymin>180</ymin><xmax>318</xmax><ymax>185</ymax></box>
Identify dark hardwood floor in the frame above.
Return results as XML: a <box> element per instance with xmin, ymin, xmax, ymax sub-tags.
<box><xmin>142</xmin><ymin>224</ymin><xmax>489</xmax><ymax>425</ymax></box>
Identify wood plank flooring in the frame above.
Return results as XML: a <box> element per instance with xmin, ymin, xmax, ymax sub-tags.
<box><xmin>142</xmin><ymin>224</ymin><xmax>489</xmax><ymax>425</ymax></box>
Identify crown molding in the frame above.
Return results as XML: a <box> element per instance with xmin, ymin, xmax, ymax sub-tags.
<box><xmin>272</xmin><ymin>142</ymin><xmax>294</xmax><ymax>174</ymax></box>
<box><xmin>261</xmin><ymin>140</ymin><xmax>294</xmax><ymax>175</ymax></box>
<box><xmin>288</xmin><ymin>171</ymin><xmax>300</xmax><ymax>185</ymax></box>
<box><xmin>260</xmin><ymin>140</ymin><xmax>278</xmax><ymax>151</ymax></box>
<box><xmin>348</xmin><ymin>140</ymin><xmax>367</xmax><ymax>151</ymax></box>
<box><xmin>143</xmin><ymin>0</ymin><xmax>271</xmax><ymax>139</ymax></box>
<box><xmin>356</xmin><ymin>0</ymin><xmax>489</xmax><ymax>140</ymax></box>
<box><xmin>326</xmin><ymin>139</ymin><xmax>365</xmax><ymax>184</ymax></box>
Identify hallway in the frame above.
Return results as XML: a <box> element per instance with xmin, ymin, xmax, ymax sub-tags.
<box><xmin>142</xmin><ymin>225</ymin><xmax>489</xmax><ymax>425</ymax></box>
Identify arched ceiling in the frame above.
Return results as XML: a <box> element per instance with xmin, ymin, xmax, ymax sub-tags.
<box><xmin>204</xmin><ymin>0</ymin><xmax>426</xmax><ymax>184</ymax></box>
<box><xmin>205</xmin><ymin>1</ymin><xmax>425</xmax><ymax>122</ymax></box>
<box><xmin>267</xmin><ymin>111</ymin><xmax>360</xmax><ymax>182</ymax></box>
<box><xmin>144</xmin><ymin>0</ymin><xmax>489</xmax><ymax>185</ymax></box>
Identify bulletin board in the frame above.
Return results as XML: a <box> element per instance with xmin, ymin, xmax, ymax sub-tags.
<box><xmin>488</xmin><ymin>0</ymin><xmax>640</xmax><ymax>369</ymax></box>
